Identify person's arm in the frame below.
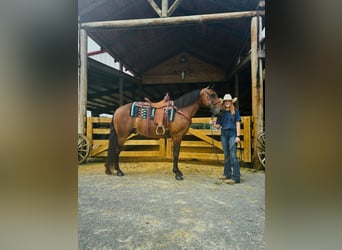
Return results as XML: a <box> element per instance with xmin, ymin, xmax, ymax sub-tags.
<box><xmin>214</xmin><ymin>120</ymin><xmax>221</xmax><ymax>129</ymax></box>
<box><xmin>214</xmin><ymin>116</ymin><xmax>222</xmax><ymax>129</ymax></box>
<box><xmin>236</xmin><ymin>121</ymin><xmax>241</xmax><ymax>136</ymax></box>
<box><xmin>235</xmin><ymin>110</ymin><xmax>241</xmax><ymax>143</ymax></box>
<box><xmin>235</xmin><ymin>121</ymin><xmax>241</xmax><ymax>143</ymax></box>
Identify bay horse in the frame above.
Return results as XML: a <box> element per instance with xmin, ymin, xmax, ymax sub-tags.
<box><xmin>105</xmin><ymin>87</ymin><xmax>222</xmax><ymax>180</ymax></box>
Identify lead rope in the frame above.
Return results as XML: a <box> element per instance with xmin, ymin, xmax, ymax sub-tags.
<box><xmin>210</xmin><ymin>115</ymin><xmax>221</xmax><ymax>164</ymax></box>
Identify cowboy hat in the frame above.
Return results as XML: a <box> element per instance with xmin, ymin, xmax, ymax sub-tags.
<box><xmin>220</xmin><ymin>94</ymin><xmax>238</xmax><ymax>103</ymax></box>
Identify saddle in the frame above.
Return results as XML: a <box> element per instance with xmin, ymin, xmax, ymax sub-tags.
<box><xmin>130</xmin><ymin>93</ymin><xmax>175</xmax><ymax>136</ymax></box>
<box><xmin>144</xmin><ymin>94</ymin><xmax>170</xmax><ymax>109</ymax></box>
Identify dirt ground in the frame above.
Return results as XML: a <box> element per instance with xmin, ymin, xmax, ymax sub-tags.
<box><xmin>78</xmin><ymin>160</ymin><xmax>265</xmax><ymax>250</ymax></box>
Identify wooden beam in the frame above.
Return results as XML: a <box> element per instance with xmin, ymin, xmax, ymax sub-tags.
<box><xmin>87</xmin><ymin>100</ymin><xmax>106</xmax><ymax>108</ymax></box>
<box><xmin>91</xmin><ymin>104</ymin><xmax>119</xmax><ymax>115</ymax></box>
<box><xmin>89</xmin><ymin>98</ymin><xmax>113</xmax><ymax>106</ymax></box>
<box><xmin>78</xmin><ymin>29</ymin><xmax>88</xmax><ymax>134</ymax></box>
<box><xmin>87</xmin><ymin>49</ymin><xmax>105</xmax><ymax>56</ymax></box>
<box><xmin>147</xmin><ymin>0</ymin><xmax>162</xmax><ymax>17</ymax></box>
<box><xmin>161</xmin><ymin>0</ymin><xmax>169</xmax><ymax>17</ymax></box>
<box><xmin>88</xmin><ymin>57</ymin><xmax>140</xmax><ymax>84</ymax></box>
<box><xmin>87</xmin><ymin>33</ymin><xmax>139</xmax><ymax>77</ymax></box>
<box><xmin>168</xmin><ymin>0</ymin><xmax>183</xmax><ymax>16</ymax></box>
<box><xmin>188</xmin><ymin>128</ymin><xmax>223</xmax><ymax>150</ymax></box>
<box><xmin>88</xmin><ymin>89</ymin><xmax>119</xmax><ymax>99</ymax></box>
<box><xmin>227</xmin><ymin>53</ymin><xmax>251</xmax><ymax>80</ymax></box>
<box><xmin>82</xmin><ymin>10</ymin><xmax>265</xmax><ymax>31</ymax></box>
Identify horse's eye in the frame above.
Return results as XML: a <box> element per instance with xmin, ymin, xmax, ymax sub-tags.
<box><xmin>210</xmin><ymin>93</ymin><xmax>217</xmax><ymax>99</ymax></box>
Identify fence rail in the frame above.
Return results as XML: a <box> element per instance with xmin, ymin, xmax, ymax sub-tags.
<box><xmin>86</xmin><ymin>116</ymin><xmax>251</xmax><ymax>162</ymax></box>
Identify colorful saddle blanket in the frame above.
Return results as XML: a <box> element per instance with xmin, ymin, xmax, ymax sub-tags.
<box><xmin>130</xmin><ymin>102</ymin><xmax>175</xmax><ymax>122</ymax></box>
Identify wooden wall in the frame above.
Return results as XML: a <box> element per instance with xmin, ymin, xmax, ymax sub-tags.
<box><xmin>141</xmin><ymin>52</ymin><xmax>227</xmax><ymax>84</ymax></box>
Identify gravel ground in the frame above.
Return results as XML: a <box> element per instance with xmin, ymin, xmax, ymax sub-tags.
<box><xmin>78</xmin><ymin>161</ymin><xmax>265</xmax><ymax>250</ymax></box>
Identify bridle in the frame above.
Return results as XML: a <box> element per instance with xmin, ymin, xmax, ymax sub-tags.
<box><xmin>204</xmin><ymin>90</ymin><xmax>221</xmax><ymax>109</ymax></box>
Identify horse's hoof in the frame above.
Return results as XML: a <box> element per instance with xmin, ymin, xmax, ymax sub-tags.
<box><xmin>117</xmin><ymin>171</ymin><xmax>125</xmax><ymax>177</ymax></box>
<box><xmin>105</xmin><ymin>169</ymin><xmax>113</xmax><ymax>175</ymax></box>
<box><xmin>175</xmin><ymin>175</ymin><xmax>183</xmax><ymax>180</ymax></box>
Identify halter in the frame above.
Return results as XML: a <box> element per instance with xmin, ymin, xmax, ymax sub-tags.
<box><xmin>204</xmin><ymin>90</ymin><xmax>221</xmax><ymax>107</ymax></box>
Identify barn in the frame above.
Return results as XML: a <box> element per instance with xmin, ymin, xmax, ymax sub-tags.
<box><xmin>78</xmin><ymin>0</ymin><xmax>265</xmax><ymax>168</ymax></box>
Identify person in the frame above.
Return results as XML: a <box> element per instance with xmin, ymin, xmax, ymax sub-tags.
<box><xmin>214</xmin><ymin>94</ymin><xmax>241</xmax><ymax>184</ymax></box>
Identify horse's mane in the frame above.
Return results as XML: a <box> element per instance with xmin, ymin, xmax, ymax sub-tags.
<box><xmin>174</xmin><ymin>89</ymin><xmax>202</xmax><ymax>108</ymax></box>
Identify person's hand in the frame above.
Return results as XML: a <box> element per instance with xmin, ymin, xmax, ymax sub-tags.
<box><xmin>214</xmin><ymin>124</ymin><xmax>221</xmax><ymax>129</ymax></box>
<box><xmin>235</xmin><ymin>136</ymin><xmax>240</xmax><ymax>143</ymax></box>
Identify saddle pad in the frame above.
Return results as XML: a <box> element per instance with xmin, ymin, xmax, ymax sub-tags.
<box><xmin>130</xmin><ymin>102</ymin><xmax>175</xmax><ymax>121</ymax></box>
<box><xmin>130</xmin><ymin>102</ymin><xmax>152</xmax><ymax>119</ymax></box>
<box><xmin>130</xmin><ymin>102</ymin><xmax>139</xmax><ymax>117</ymax></box>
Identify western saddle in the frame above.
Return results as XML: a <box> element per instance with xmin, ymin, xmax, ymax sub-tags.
<box><xmin>143</xmin><ymin>93</ymin><xmax>175</xmax><ymax>136</ymax></box>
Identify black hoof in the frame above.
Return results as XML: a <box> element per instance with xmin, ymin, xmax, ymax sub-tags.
<box><xmin>105</xmin><ymin>169</ymin><xmax>113</xmax><ymax>175</ymax></box>
<box><xmin>117</xmin><ymin>171</ymin><xmax>125</xmax><ymax>177</ymax></box>
<box><xmin>175</xmin><ymin>175</ymin><xmax>183</xmax><ymax>180</ymax></box>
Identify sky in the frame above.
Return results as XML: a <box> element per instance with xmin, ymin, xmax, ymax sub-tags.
<box><xmin>87</xmin><ymin>36</ymin><xmax>133</xmax><ymax>76</ymax></box>
<box><xmin>86</xmin><ymin>37</ymin><xmax>132</xmax><ymax>117</ymax></box>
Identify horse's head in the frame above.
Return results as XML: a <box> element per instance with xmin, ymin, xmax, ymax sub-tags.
<box><xmin>200</xmin><ymin>87</ymin><xmax>222</xmax><ymax>116</ymax></box>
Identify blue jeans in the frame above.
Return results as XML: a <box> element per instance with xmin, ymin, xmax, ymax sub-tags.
<box><xmin>221</xmin><ymin>129</ymin><xmax>240</xmax><ymax>182</ymax></box>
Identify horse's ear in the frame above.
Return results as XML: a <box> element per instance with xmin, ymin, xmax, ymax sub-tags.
<box><xmin>208</xmin><ymin>84</ymin><xmax>215</xmax><ymax>90</ymax></box>
<box><xmin>201</xmin><ymin>86</ymin><xmax>209</xmax><ymax>95</ymax></box>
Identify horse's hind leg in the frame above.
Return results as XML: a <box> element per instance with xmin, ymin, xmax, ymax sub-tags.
<box><xmin>105</xmin><ymin>119</ymin><xmax>124</xmax><ymax>176</ymax></box>
<box><xmin>105</xmin><ymin>121</ymin><xmax>117</xmax><ymax>175</ymax></box>
<box><xmin>172</xmin><ymin>140</ymin><xmax>183</xmax><ymax>180</ymax></box>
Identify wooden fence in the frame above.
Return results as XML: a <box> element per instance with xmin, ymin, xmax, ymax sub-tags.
<box><xmin>86</xmin><ymin>116</ymin><xmax>251</xmax><ymax>162</ymax></box>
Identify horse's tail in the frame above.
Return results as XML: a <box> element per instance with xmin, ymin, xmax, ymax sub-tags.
<box><xmin>105</xmin><ymin>116</ymin><xmax>119</xmax><ymax>173</ymax></box>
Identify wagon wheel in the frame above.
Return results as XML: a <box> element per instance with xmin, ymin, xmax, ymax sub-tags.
<box><xmin>78</xmin><ymin>134</ymin><xmax>90</xmax><ymax>164</ymax></box>
<box><xmin>256</xmin><ymin>132</ymin><xmax>265</xmax><ymax>168</ymax></box>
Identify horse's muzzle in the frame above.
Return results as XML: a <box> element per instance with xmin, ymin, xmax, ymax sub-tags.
<box><xmin>211</xmin><ymin>106</ymin><xmax>222</xmax><ymax>116</ymax></box>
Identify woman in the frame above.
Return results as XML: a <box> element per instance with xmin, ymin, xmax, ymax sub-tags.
<box><xmin>214</xmin><ymin>94</ymin><xmax>241</xmax><ymax>184</ymax></box>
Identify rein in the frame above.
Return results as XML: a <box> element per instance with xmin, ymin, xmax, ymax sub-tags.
<box><xmin>176</xmin><ymin>109</ymin><xmax>192</xmax><ymax>123</ymax></box>
<box><xmin>210</xmin><ymin>116</ymin><xmax>220</xmax><ymax>163</ymax></box>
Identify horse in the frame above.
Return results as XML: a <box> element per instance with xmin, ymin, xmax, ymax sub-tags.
<box><xmin>104</xmin><ymin>87</ymin><xmax>222</xmax><ymax>180</ymax></box>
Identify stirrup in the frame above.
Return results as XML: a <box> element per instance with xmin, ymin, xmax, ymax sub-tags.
<box><xmin>156</xmin><ymin>125</ymin><xmax>165</xmax><ymax>135</ymax></box>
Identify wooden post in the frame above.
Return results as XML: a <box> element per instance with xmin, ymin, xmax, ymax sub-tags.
<box><xmin>258</xmin><ymin>15</ymin><xmax>264</xmax><ymax>133</ymax></box>
<box><xmin>78</xmin><ymin>29</ymin><xmax>88</xmax><ymax>134</ymax></box>
<box><xmin>234</xmin><ymin>73</ymin><xmax>239</xmax><ymax>110</ymax></box>
<box><xmin>147</xmin><ymin>0</ymin><xmax>162</xmax><ymax>17</ymax></box>
<box><xmin>251</xmin><ymin>16</ymin><xmax>263</xmax><ymax>169</ymax></box>
<box><xmin>86</xmin><ymin>117</ymin><xmax>93</xmax><ymax>155</ymax></box>
<box><xmin>258</xmin><ymin>16</ymin><xmax>264</xmax><ymax>88</ymax></box>
<box><xmin>242</xmin><ymin>116</ymin><xmax>252</xmax><ymax>163</ymax></box>
<box><xmin>161</xmin><ymin>0</ymin><xmax>169</xmax><ymax>17</ymax></box>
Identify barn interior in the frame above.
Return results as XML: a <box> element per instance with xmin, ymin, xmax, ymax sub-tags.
<box><xmin>78</xmin><ymin>0</ymin><xmax>265</xmax><ymax>117</ymax></box>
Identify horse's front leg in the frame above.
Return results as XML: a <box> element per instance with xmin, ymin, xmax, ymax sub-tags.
<box><xmin>172</xmin><ymin>141</ymin><xmax>183</xmax><ymax>180</ymax></box>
